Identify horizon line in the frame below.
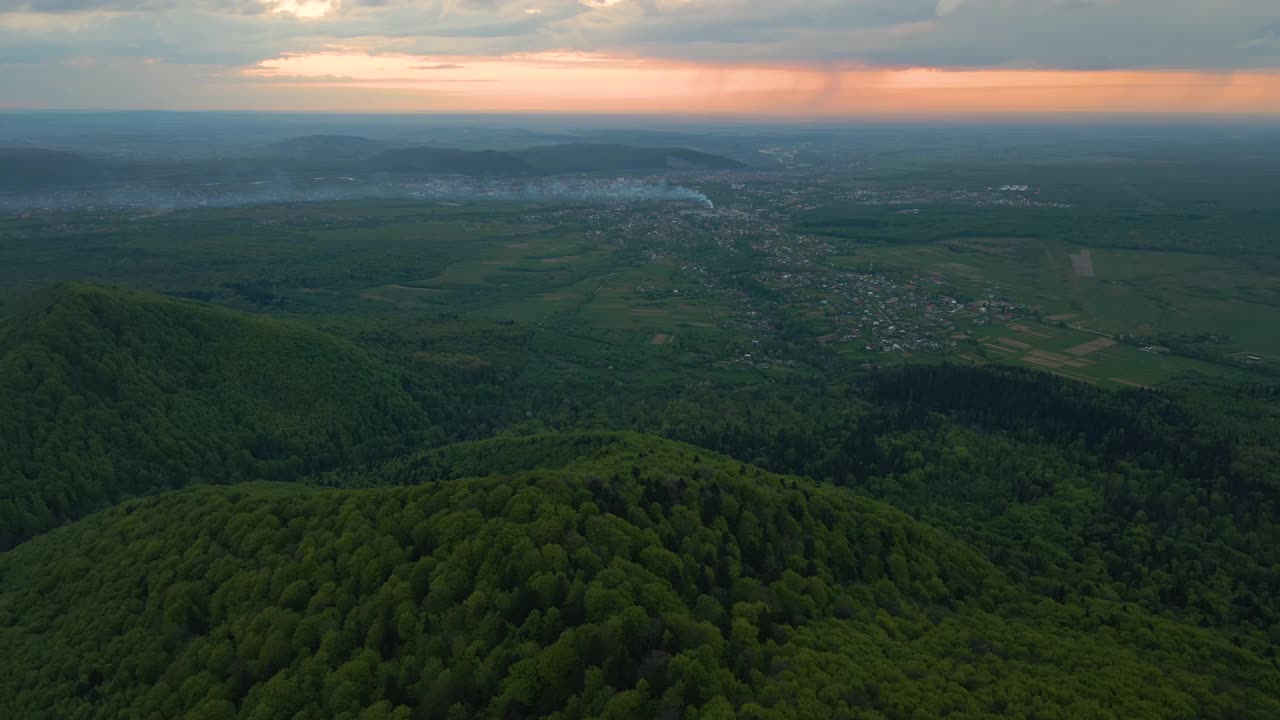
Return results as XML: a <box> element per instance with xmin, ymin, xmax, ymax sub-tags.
<box><xmin>2</xmin><ymin>108</ymin><xmax>1279</xmax><ymax>123</ymax></box>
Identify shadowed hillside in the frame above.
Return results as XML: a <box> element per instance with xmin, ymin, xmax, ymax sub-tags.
<box><xmin>0</xmin><ymin>283</ymin><xmax>436</xmax><ymax>548</ymax></box>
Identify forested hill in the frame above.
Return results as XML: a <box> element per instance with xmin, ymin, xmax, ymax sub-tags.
<box><xmin>0</xmin><ymin>283</ymin><xmax>442</xmax><ymax>548</ymax></box>
<box><xmin>3</xmin><ymin>434</ymin><xmax>1277</xmax><ymax>719</ymax></box>
<box><xmin>365</xmin><ymin>143</ymin><xmax>742</xmax><ymax>176</ymax></box>
<box><xmin>616</xmin><ymin>368</ymin><xmax>1280</xmax><ymax>638</ymax></box>
<box><xmin>3</xmin><ymin>281</ymin><xmax>1279</xmax><ymax>718</ymax></box>
<box><xmin>265</xmin><ymin>135</ymin><xmax>388</xmax><ymax>160</ymax></box>
<box><xmin>509</xmin><ymin>144</ymin><xmax>745</xmax><ymax>174</ymax></box>
<box><xmin>366</xmin><ymin>148</ymin><xmax>540</xmax><ymax>176</ymax></box>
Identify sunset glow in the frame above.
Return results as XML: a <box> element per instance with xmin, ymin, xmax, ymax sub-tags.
<box><xmin>246</xmin><ymin>52</ymin><xmax>1280</xmax><ymax>115</ymax></box>
<box><xmin>3</xmin><ymin>0</ymin><xmax>1279</xmax><ymax>115</ymax></box>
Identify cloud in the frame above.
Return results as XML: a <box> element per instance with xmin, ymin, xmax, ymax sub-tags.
<box><xmin>0</xmin><ymin>0</ymin><xmax>267</xmax><ymax>12</ymax></box>
<box><xmin>1</xmin><ymin>0</ymin><xmax>1279</xmax><ymax>110</ymax></box>
<box><xmin>3</xmin><ymin>1</ymin><xmax>1279</xmax><ymax>70</ymax></box>
<box><xmin>555</xmin><ymin>0</ymin><xmax>1280</xmax><ymax>70</ymax></box>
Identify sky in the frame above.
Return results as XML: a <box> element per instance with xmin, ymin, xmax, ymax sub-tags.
<box><xmin>1</xmin><ymin>0</ymin><xmax>1279</xmax><ymax>116</ymax></box>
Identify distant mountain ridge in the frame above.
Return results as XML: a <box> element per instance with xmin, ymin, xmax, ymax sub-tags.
<box><xmin>512</xmin><ymin>143</ymin><xmax>743</xmax><ymax>173</ymax></box>
<box><xmin>367</xmin><ymin>146</ymin><xmax>541</xmax><ymax>176</ymax></box>
<box><xmin>0</xmin><ymin>147</ymin><xmax>112</xmax><ymax>191</ymax></box>
<box><xmin>0</xmin><ymin>140</ymin><xmax>744</xmax><ymax>196</ymax></box>
<box><xmin>366</xmin><ymin>142</ymin><xmax>742</xmax><ymax>176</ymax></box>
<box><xmin>265</xmin><ymin>134</ymin><xmax>388</xmax><ymax>160</ymax></box>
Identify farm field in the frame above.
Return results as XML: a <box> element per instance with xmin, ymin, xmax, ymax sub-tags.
<box><xmin>0</xmin><ymin>201</ymin><xmax>599</xmax><ymax>316</ymax></box>
<box><xmin>4</xmin><ymin>192</ymin><xmax>1275</xmax><ymax>389</ymax></box>
<box><xmin>365</xmin><ymin>229</ymin><xmax>616</xmax><ymax>319</ymax></box>
<box><xmin>962</xmin><ymin>319</ymin><xmax>1219</xmax><ymax>388</ymax></box>
<box><xmin>835</xmin><ymin>237</ymin><xmax>1280</xmax><ymax>356</ymax></box>
<box><xmin>832</xmin><ymin>237</ymin><xmax>1080</xmax><ymax>311</ymax></box>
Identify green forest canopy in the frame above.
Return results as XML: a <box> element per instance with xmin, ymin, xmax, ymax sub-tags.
<box><xmin>1</xmin><ymin>284</ymin><xmax>1278</xmax><ymax>718</ymax></box>
<box><xmin>0</xmin><ymin>283</ymin><xmax>447</xmax><ymax>548</ymax></box>
<box><xmin>3</xmin><ymin>435</ymin><xmax>1277</xmax><ymax>720</ymax></box>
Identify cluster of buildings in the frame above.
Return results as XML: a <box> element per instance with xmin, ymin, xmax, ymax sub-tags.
<box><xmin>835</xmin><ymin>185</ymin><xmax>1071</xmax><ymax>210</ymax></box>
<box><xmin>756</xmin><ymin>269</ymin><xmax>1022</xmax><ymax>354</ymax></box>
<box><xmin>566</xmin><ymin>171</ymin><xmax>1042</xmax><ymax>366</ymax></box>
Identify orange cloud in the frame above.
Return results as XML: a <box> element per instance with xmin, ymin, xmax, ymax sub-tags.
<box><xmin>246</xmin><ymin>52</ymin><xmax>1280</xmax><ymax>115</ymax></box>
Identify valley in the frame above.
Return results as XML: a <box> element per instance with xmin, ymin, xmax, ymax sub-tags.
<box><xmin>1</xmin><ymin>120</ymin><xmax>1278</xmax><ymax>719</ymax></box>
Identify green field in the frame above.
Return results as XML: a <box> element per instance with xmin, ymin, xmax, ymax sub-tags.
<box><xmin>832</xmin><ymin>237</ymin><xmax>1280</xmax><ymax>358</ymax></box>
<box><xmin>6</xmin><ymin>191</ymin><xmax>1275</xmax><ymax>393</ymax></box>
<box><xmin>961</xmin><ymin>319</ymin><xmax>1215</xmax><ymax>387</ymax></box>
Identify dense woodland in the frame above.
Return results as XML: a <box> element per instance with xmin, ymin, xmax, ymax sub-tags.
<box><xmin>4</xmin><ymin>436</ymin><xmax>1278</xmax><ymax>719</ymax></box>
<box><xmin>0</xmin><ymin>284</ymin><xmax>457</xmax><ymax>548</ymax></box>
<box><xmin>2</xmin><ymin>283</ymin><xmax>1279</xmax><ymax>718</ymax></box>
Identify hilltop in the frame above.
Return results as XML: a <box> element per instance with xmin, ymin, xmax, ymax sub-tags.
<box><xmin>3</xmin><ymin>432</ymin><xmax>1276</xmax><ymax>719</ymax></box>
